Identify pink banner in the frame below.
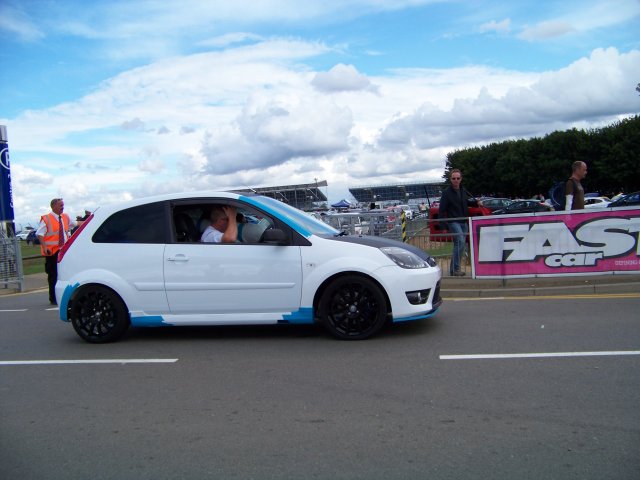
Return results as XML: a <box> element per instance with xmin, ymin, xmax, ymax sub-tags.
<box><xmin>470</xmin><ymin>208</ymin><xmax>640</xmax><ymax>278</ymax></box>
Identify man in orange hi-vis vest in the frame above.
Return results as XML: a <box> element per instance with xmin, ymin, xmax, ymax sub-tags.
<box><xmin>37</xmin><ymin>198</ymin><xmax>76</xmax><ymax>305</ymax></box>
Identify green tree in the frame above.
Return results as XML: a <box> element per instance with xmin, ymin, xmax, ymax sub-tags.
<box><xmin>442</xmin><ymin>115</ymin><xmax>640</xmax><ymax>198</ymax></box>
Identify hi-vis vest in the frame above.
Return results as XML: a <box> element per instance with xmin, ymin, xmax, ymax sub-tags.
<box><xmin>40</xmin><ymin>213</ymin><xmax>71</xmax><ymax>256</ymax></box>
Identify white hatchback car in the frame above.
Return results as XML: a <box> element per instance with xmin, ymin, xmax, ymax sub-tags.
<box><xmin>584</xmin><ymin>197</ymin><xmax>611</xmax><ymax>209</ymax></box>
<box><xmin>56</xmin><ymin>192</ymin><xmax>442</xmax><ymax>342</ymax></box>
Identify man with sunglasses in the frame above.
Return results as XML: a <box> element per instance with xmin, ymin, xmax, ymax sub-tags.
<box><xmin>438</xmin><ymin>169</ymin><xmax>472</xmax><ymax>276</ymax></box>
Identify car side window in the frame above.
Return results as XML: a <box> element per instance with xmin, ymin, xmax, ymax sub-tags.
<box><xmin>93</xmin><ymin>202</ymin><xmax>166</xmax><ymax>244</ymax></box>
<box><xmin>171</xmin><ymin>202</ymin><xmax>275</xmax><ymax>244</ymax></box>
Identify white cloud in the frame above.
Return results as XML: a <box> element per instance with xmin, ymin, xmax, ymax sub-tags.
<box><xmin>201</xmin><ymin>92</ymin><xmax>354</xmax><ymax>174</ymax></box>
<box><xmin>121</xmin><ymin>117</ymin><xmax>146</xmax><ymax>131</ymax></box>
<box><xmin>478</xmin><ymin>18</ymin><xmax>511</xmax><ymax>34</ymax></box>
<box><xmin>312</xmin><ymin>64</ymin><xmax>378</xmax><ymax>93</ymax></box>
<box><xmin>517</xmin><ymin>0</ymin><xmax>640</xmax><ymax>41</ymax></box>
<box><xmin>5</xmin><ymin>37</ymin><xmax>640</xmax><ymax>226</ymax></box>
<box><xmin>138</xmin><ymin>158</ymin><xmax>166</xmax><ymax>173</ymax></box>
<box><xmin>519</xmin><ymin>20</ymin><xmax>574</xmax><ymax>41</ymax></box>
<box><xmin>198</xmin><ymin>32</ymin><xmax>263</xmax><ymax>48</ymax></box>
<box><xmin>0</xmin><ymin>3</ymin><xmax>44</xmax><ymax>41</ymax></box>
<box><xmin>11</xmin><ymin>164</ymin><xmax>53</xmax><ymax>186</ymax></box>
<box><xmin>573</xmin><ymin>0</ymin><xmax>640</xmax><ymax>30</ymax></box>
<box><xmin>377</xmin><ymin>48</ymin><xmax>640</xmax><ymax>151</ymax></box>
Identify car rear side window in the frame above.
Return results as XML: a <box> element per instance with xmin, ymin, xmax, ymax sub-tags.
<box><xmin>93</xmin><ymin>202</ymin><xmax>166</xmax><ymax>244</ymax></box>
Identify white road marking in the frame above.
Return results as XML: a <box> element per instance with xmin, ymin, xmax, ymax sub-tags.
<box><xmin>440</xmin><ymin>351</ymin><xmax>640</xmax><ymax>360</ymax></box>
<box><xmin>0</xmin><ymin>359</ymin><xmax>179</xmax><ymax>366</ymax></box>
<box><xmin>0</xmin><ymin>309</ymin><xmax>28</xmax><ymax>312</ymax></box>
<box><xmin>449</xmin><ymin>293</ymin><xmax>640</xmax><ymax>301</ymax></box>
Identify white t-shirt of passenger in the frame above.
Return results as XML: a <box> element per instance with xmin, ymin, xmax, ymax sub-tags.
<box><xmin>201</xmin><ymin>225</ymin><xmax>223</xmax><ymax>243</ymax></box>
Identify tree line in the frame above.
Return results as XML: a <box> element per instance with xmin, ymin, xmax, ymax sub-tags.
<box><xmin>443</xmin><ymin>115</ymin><xmax>640</xmax><ymax>199</ymax></box>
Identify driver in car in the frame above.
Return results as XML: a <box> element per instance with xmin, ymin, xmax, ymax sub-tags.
<box><xmin>201</xmin><ymin>205</ymin><xmax>238</xmax><ymax>243</ymax></box>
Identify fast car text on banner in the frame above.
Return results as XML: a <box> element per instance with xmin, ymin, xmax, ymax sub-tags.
<box><xmin>470</xmin><ymin>208</ymin><xmax>640</xmax><ymax>278</ymax></box>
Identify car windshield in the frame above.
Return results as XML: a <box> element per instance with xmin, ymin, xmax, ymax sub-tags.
<box><xmin>242</xmin><ymin>195</ymin><xmax>339</xmax><ymax>237</ymax></box>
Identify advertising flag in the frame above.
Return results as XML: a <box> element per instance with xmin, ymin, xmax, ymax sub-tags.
<box><xmin>0</xmin><ymin>125</ymin><xmax>15</xmax><ymax>221</ymax></box>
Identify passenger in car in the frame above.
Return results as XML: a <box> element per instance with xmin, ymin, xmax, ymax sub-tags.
<box><xmin>238</xmin><ymin>219</ymin><xmax>270</xmax><ymax>243</ymax></box>
<box><xmin>200</xmin><ymin>205</ymin><xmax>238</xmax><ymax>243</ymax></box>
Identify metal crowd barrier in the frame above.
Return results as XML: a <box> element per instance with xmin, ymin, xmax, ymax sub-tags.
<box><xmin>0</xmin><ymin>235</ymin><xmax>25</xmax><ymax>292</ymax></box>
<box><xmin>321</xmin><ymin>212</ymin><xmax>471</xmax><ymax>276</ymax></box>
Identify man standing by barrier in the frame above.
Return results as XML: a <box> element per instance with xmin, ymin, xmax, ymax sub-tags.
<box><xmin>439</xmin><ymin>169</ymin><xmax>471</xmax><ymax>276</ymax></box>
<box><xmin>565</xmin><ymin>161</ymin><xmax>587</xmax><ymax>210</ymax></box>
<box><xmin>37</xmin><ymin>198</ymin><xmax>75</xmax><ymax>305</ymax></box>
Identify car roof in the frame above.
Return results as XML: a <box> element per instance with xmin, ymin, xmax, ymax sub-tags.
<box><xmin>92</xmin><ymin>191</ymin><xmax>241</xmax><ymax>216</ymax></box>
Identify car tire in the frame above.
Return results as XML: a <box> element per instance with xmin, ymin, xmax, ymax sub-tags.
<box><xmin>69</xmin><ymin>285</ymin><xmax>130</xmax><ymax>343</ymax></box>
<box><xmin>318</xmin><ymin>275</ymin><xmax>388</xmax><ymax>340</ymax></box>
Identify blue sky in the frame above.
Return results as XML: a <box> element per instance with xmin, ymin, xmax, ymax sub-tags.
<box><xmin>1</xmin><ymin>0</ymin><xmax>639</xmax><ymax>228</ymax></box>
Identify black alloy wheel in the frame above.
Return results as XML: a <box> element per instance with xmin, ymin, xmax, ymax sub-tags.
<box><xmin>70</xmin><ymin>285</ymin><xmax>130</xmax><ymax>343</ymax></box>
<box><xmin>318</xmin><ymin>275</ymin><xmax>388</xmax><ymax>340</ymax></box>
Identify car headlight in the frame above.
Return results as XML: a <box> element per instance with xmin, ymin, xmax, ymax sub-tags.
<box><xmin>380</xmin><ymin>246</ymin><xmax>431</xmax><ymax>269</ymax></box>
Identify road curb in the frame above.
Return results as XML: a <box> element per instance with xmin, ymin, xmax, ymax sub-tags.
<box><xmin>441</xmin><ymin>277</ymin><xmax>640</xmax><ymax>299</ymax></box>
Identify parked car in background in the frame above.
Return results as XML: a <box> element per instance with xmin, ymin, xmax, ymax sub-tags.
<box><xmin>427</xmin><ymin>201</ymin><xmax>491</xmax><ymax>238</ymax></box>
<box><xmin>322</xmin><ymin>211</ymin><xmax>371</xmax><ymax>235</ymax></box>
<box><xmin>478</xmin><ymin>197</ymin><xmax>513</xmax><ymax>213</ymax></box>
<box><xmin>56</xmin><ymin>192</ymin><xmax>442</xmax><ymax>343</ymax></box>
<box><xmin>492</xmin><ymin>200</ymin><xmax>552</xmax><ymax>215</ymax></box>
<box><xmin>608</xmin><ymin>191</ymin><xmax>640</xmax><ymax>208</ymax></box>
<box><xmin>384</xmin><ymin>204</ymin><xmax>413</xmax><ymax>221</ymax></box>
<box><xmin>610</xmin><ymin>192</ymin><xmax>625</xmax><ymax>202</ymax></box>
<box><xmin>397</xmin><ymin>204</ymin><xmax>414</xmax><ymax>220</ymax></box>
<box><xmin>584</xmin><ymin>197</ymin><xmax>611</xmax><ymax>209</ymax></box>
<box><xmin>26</xmin><ymin>230</ymin><xmax>40</xmax><ymax>245</ymax></box>
<box><xmin>16</xmin><ymin>230</ymin><xmax>32</xmax><ymax>240</ymax></box>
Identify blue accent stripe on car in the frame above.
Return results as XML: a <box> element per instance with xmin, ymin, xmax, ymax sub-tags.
<box><xmin>59</xmin><ymin>283</ymin><xmax>80</xmax><ymax>322</ymax></box>
<box><xmin>392</xmin><ymin>308</ymin><xmax>440</xmax><ymax>323</ymax></box>
<box><xmin>130</xmin><ymin>315</ymin><xmax>169</xmax><ymax>327</ymax></box>
<box><xmin>281</xmin><ymin>307</ymin><xmax>314</xmax><ymax>324</ymax></box>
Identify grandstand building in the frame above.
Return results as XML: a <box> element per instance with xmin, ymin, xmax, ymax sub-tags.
<box><xmin>232</xmin><ymin>179</ymin><xmax>444</xmax><ymax>211</ymax></box>
<box><xmin>348</xmin><ymin>181</ymin><xmax>445</xmax><ymax>207</ymax></box>
<box><xmin>232</xmin><ymin>180</ymin><xmax>328</xmax><ymax>211</ymax></box>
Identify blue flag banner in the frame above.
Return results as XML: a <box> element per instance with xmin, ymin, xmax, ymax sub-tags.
<box><xmin>0</xmin><ymin>125</ymin><xmax>15</xmax><ymax>221</ymax></box>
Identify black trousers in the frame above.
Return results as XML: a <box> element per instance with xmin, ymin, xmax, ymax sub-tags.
<box><xmin>44</xmin><ymin>252</ymin><xmax>59</xmax><ymax>304</ymax></box>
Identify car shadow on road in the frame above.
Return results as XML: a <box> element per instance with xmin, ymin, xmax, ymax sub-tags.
<box><xmin>119</xmin><ymin>317</ymin><xmax>442</xmax><ymax>343</ymax></box>
<box><xmin>124</xmin><ymin>323</ymin><xmax>324</xmax><ymax>342</ymax></box>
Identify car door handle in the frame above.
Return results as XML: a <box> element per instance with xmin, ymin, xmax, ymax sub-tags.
<box><xmin>167</xmin><ymin>254</ymin><xmax>189</xmax><ymax>262</ymax></box>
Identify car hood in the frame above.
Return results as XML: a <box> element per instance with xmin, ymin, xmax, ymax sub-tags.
<box><xmin>324</xmin><ymin>234</ymin><xmax>435</xmax><ymax>262</ymax></box>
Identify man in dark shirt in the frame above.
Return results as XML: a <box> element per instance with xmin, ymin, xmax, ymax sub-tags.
<box><xmin>565</xmin><ymin>161</ymin><xmax>587</xmax><ymax>210</ymax></box>
<box><xmin>438</xmin><ymin>169</ymin><xmax>471</xmax><ymax>276</ymax></box>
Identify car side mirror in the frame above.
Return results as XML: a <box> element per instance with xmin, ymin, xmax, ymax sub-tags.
<box><xmin>262</xmin><ymin>228</ymin><xmax>288</xmax><ymax>245</ymax></box>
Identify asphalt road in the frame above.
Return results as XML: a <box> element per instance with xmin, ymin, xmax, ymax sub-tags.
<box><xmin>1</xmin><ymin>290</ymin><xmax>639</xmax><ymax>480</ymax></box>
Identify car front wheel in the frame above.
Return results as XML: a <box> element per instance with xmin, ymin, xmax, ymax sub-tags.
<box><xmin>318</xmin><ymin>275</ymin><xmax>388</xmax><ymax>340</ymax></box>
<box><xmin>69</xmin><ymin>285</ymin><xmax>130</xmax><ymax>343</ymax></box>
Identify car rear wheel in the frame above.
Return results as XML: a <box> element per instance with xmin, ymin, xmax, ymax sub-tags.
<box><xmin>318</xmin><ymin>275</ymin><xmax>388</xmax><ymax>340</ymax></box>
<box><xmin>70</xmin><ymin>285</ymin><xmax>130</xmax><ymax>343</ymax></box>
